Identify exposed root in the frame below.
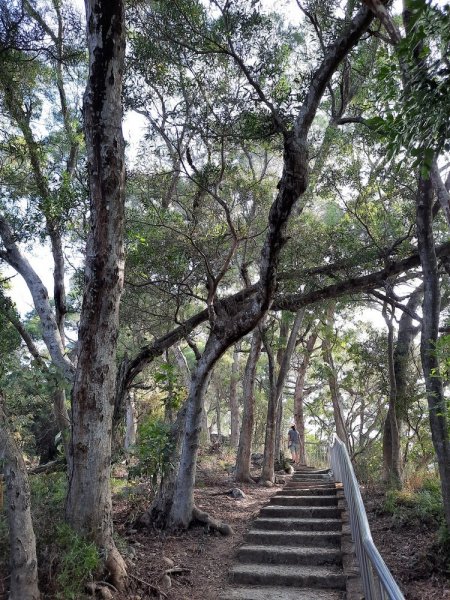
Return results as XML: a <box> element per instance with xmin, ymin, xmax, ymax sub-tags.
<box><xmin>105</xmin><ymin>544</ymin><xmax>127</xmax><ymax>592</ymax></box>
<box><xmin>192</xmin><ymin>506</ymin><xmax>233</xmax><ymax>535</ymax></box>
<box><xmin>234</xmin><ymin>475</ymin><xmax>256</xmax><ymax>484</ymax></box>
<box><xmin>260</xmin><ymin>479</ymin><xmax>274</xmax><ymax>488</ymax></box>
<box><xmin>129</xmin><ymin>573</ymin><xmax>168</xmax><ymax>599</ymax></box>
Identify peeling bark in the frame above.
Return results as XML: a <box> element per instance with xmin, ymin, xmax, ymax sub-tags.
<box><xmin>0</xmin><ymin>402</ymin><xmax>40</xmax><ymax>600</ymax></box>
<box><xmin>65</xmin><ymin>0</ymin><xmax>127</xmax><ymax>589</ymax></box>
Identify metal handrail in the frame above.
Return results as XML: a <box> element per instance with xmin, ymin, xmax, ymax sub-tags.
<box><xmin>329</xmin><ymin>435</ymin><xmax>405</xmax><ymax>600</ymax></box>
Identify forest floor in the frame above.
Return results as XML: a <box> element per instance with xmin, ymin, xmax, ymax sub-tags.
<box><xmin>362</xmin><ymin>485</ymin><xmax>450</xmax><ymax>600</ymax></box>
<box><xmin>1</xmin><ymin>452</ymin><xmax>449</xmax><ymax>599</ymax></box>
<box><xmin>111</xmin><ymin>453</ymin><xmax>450</xmax><ymax>600</ymax></box>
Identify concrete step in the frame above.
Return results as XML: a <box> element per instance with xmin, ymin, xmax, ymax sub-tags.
<box><xmin>246</xmin><ymin>529</ymin><xmax>341</xmax><ymax>547</ymax></box>
<box><xmin>270</xmin><ymin>495</ymin><xmax>338</xmax><ymax>506</ymax></box>
<box><xmin>260</xmin><ymin>505</ymin><xmax>342</xmax><ymax>519</ymax></box>
<box><xmin>291</xmin><ymin>473</ymin><xmax>331</xmax><ymax>483</ymax></box>
<box><xmin>219</xmin><ymin>585</ymin><xmax>344</xmax><ymax>599</ymax></box>
<box><xmin>284</xmin><ymin>487</ymin><xmax>337</xmax><ymax>494</ymax></box>
<box><xmin>253</xmin><ymin>517</ymin><xmax>342</xmax><ymax>531</ymax></box>
<box><xmin>278</xmin><ymin>487</ymin><xmax>337</xmax><ymax>496</ymax></box>
<box><xmin>294</xmin><ymin>469</ymin><xmax>331</xmax><ymax>475</ymax></box>
<box><xmin>229</xmin><ymin>563</ymin><xmax>346</xmax><ymax>589</ymax></box>
<box><xmin>237</xmin><ymin>544</ymin><xmax>342</xmax><ymax>566</ymax></box>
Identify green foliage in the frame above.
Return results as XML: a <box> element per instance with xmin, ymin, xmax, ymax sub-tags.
<box><xmin>129</xmin><ymin>417</ymin><xmax>172</xmax><ymax>484</ymax></box>
<box><xmin>153</xmin><ymin>362</ymin><xmax>187</xmax><ymax>412</ymax></box>
<box><xmin>54</xmin><ymin>524</ymin><xmax>100</xmax><ymax>600</ymax></box>
<box><xmin>384</xmin><ymin>476</ymin><xmax>444</xmax><ymax>525</ymax></box>
<box><xmin>28</xmin><ymin>473</ymin><xmax>99</xmax><ymax>599</ymax></box>
<box><xmin>366</xmin><ymin>2</ymin><xmax>450</xmax><ymax>175</ymax></box>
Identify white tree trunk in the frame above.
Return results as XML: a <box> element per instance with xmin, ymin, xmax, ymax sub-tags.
<box><xmin>124</xmin><ymin>393</ymin><xmax>137</xmax><ymax>452</ymax></box>
<box><xmin>0</xmin><ymin>404</ymin><xmax>40</xmax><ymax>600</ymax></box>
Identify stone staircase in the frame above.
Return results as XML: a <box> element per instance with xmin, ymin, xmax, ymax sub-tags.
<box><xmin>220</xmin><ymin>466</ymin><xmax>353</xmax><ymax>600</ymax></box>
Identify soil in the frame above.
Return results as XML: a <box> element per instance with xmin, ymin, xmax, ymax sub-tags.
<box><xmin>114</xmin><ymin>461</ymin><xmax>279</xmax><ymax>600</ymax></box>
<box><xmin>1</xmin><ymin>456</ymin><xmax>448</xmax><ymax>599</ymax></box>
<box><xmin>111</xmin><ymin>462</ymin><xmax>449</xmax><ymax>600</ymax></box>
<box><xmin>362</xmin><ymin>486</ymin><xmax>450</xmax><ymax>600</ymax></box>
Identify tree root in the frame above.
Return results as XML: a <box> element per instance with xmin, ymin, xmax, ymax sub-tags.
<box><xmin>192</xmin><ymin>506</ymin><xmax>234</xmax><ymax>535</ymax></box>
<box><xmin>129</xmin><ymin>573</ymin><xmax>168</xmax><ymax>599</ymax></box>
<box><xmin>105</xmin><ymin>544</ymin><xmax>127</xmax><ymax>592</ymax></box>
<box><xmin>234</xmin><ymin>475</ymin><xmax>256</xmax><ymax>484</ymax></box>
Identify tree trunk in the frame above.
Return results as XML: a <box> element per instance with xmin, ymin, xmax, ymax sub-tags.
<box><xmin>215</xmin><ymin>390</ymin><xmax>222</xmax><ymax>441</ymax></box>
<box><xmin>0</xmin><ymin>403</ymin><xmax>40</xmax><ymax>600</ymax></box>
<box><xmin>382</xmin><ymin>285</ymin><xmax>422</xmax><ymax>485</ymax></box>
<box><xmin>65</xmin><ymin>0</ymin><xmax>127</xmax><ymax>589</ymax></box>
<box><xmin>294</xmin><ymin>331</ymin><xmax>317</xmax><ymax>465</ymax></box>
<box><xmin>322</xmin><ymin>305</ymin><xmax>349</xmax><ymax>448</ymax></box>
<box><xmin>235</xmin><ymin>327</ymin><xmax>262</xmax><ymax>482</ymax></box>
<box><xmin>168</xmin><ymin>335</ymin><xmax>224</xmax><ymax>528</ymax></box>
<box><xmin>382</xmin><ymin>301</ymin><xmax>402</xmax><ymax>488</ymax></box>
<box><xmin>261</xmin><ymin>330</ymin><xmax>277</xmax><ymax>484</ymax></box>
<box><xmin>200</xmin><ymin>403</ymin><xmax>210</xmax><ymax>446</ymax></box>
<box><xmin>141</xmin><ymin>403</ymin><xmax>187</xmax><ymax>528</ymax></box>
<box><xmin>229</xmin><ymin>342</ymin><xmax>240</xmax><ymax>449</ymax></box>
<box><xmin>274</xmin><ymin>315</ymin><xmax>290</xmax><ymax>462</ymax></box>
<box><xmin>53</xmin><ymin>388</ymin><xmax>71</xmax><ymax>462</ymax></box>
<box><xmin>147</xmin><ymin>4</ymin><xmax>373</xmax><ymax>529</ymax></box>
<box><xmin>416</xmin><ymin>175</ymin><xmax>450</xmax><ymax>531</ymax></box>
<box><xmin>262</xmin><ymin>310</ymin><xmax>304</xmax><ymax>482</ymax></box>
<box><xmin>124</xmin><ymin>392</ymin><xmax>137</xmax><ymax>452</ymax></box>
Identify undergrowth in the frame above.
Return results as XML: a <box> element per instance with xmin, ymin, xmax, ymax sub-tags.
<box><xmin>383</xmin><ymin>474</ymin><xmax>450</xmax><ymax>571</ymax></box>
<box><xmin>30</xmin><ymin>473</ymin><xmax>99</xmax><ymax>599</ymax></box>
<box><xmin>383</xmin><ymin>476</ymin><xmax>443</xmax><ymax>525</ymax></box>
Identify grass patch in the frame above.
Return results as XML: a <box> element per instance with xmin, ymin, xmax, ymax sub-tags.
<box><xmin>384</xmin><ymin>476</ymin><xmax>444</xmax><ymax>525</ymax></box>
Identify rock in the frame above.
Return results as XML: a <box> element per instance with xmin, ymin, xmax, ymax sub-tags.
<box><xmin>251</xmin><ymin>452</ymin><xmax>264</xmax><ymax>466</ymax></box>
<box><xmin>160</xmin><ymin>574</ymin><xmax>172</xmax><ymax>590</ymax></box>
<box><xmin>229</xmin><ymin>487</ymin><xmax>245</xmax><ymax>499</ymax></box>
<box><xmin>99</xmin><ymin>587</ymin><xmax>113</xmax><ymax>600</ymax></box>
<box><xmin>162</xmin><ymin>556</ymin><xmax>175</xmax><ymax>568</ymax></box>
<box><xmin>262</xmin><ymin>479</ymin><xmax>273</xmax><ymax>488</ymax></box>
<box><xmin>275</xmin><ymin>475</ymin><xmax>286</xmax><ymax>484</ymax></box>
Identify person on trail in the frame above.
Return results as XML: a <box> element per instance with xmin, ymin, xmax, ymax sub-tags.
<box><xmin>287</xmin><ymin>424</ymin><xmax>300</xmax><ymax>464</ymax></box>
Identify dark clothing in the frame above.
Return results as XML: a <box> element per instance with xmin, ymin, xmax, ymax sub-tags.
<box><xmin>288</xmin><ymin>428</ymin><xmax>300</xmax><ymax>445</ymax></box>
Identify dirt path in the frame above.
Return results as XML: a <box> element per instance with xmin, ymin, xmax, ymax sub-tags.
<box><xmin>114</xmin><ymin>471</ymin><xmax>279</xmax><ymax>600</ymax></box>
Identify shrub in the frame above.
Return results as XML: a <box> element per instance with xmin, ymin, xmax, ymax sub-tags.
<box><xmin>54</xmin><ymin>523</ymin><xmax>100</xmax><ymax>600</ymax></box>
<box><xmin>128</xmin><ymin>417</ymin><xmax>172</xmax><ymax>486</ymax></box>
<box><xmin>384</xmin><ymin>475</ymin><xmax>444</xmax><ymax>525</ymax></box>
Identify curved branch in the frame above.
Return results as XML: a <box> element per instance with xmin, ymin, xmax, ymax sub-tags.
<box><xmin>0</xmin><ymin>217</ymin><xmax>74</xmax><ymax>380</ymax></box>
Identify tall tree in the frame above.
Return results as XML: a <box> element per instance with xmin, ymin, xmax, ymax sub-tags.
<box><xmin>65</xmin><ymin>0</ymin><xmax>128</xmax><ymax>588</ymax></box>
<box><xmin>144</xmin><ymin>2</ymin><xmax>374</xmax><ymax>530</ymax></box>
